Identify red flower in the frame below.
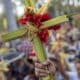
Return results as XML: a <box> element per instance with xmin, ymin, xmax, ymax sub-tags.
<box><xmin>37</xmin><ymin>29</ymin><xmax>49</xmax><ymax>43</ymax></box>
<box><xmin>25</xmin><ymin>13</ymin><xmax>33</xmax><ymax>22</ymax></box>
<box><xmin>52</xmin><ymin>25</ymin><xmax>61</xmax><ymax>30</ymax></box>
<box><xmin>33</xmin><ymin>14</ymin><xmax>42</xmax><ymax>27</ymax></box>
<box><xmin>41</xmin><ymin>13</ymin><xmax>51</xmax><ymax>22</ymax></box>
<box><xmin>19</xmin><ymin>13</ymin><xmax>33</xmax><ymax>25</ymax></box>
<box><xmin>49</xmin><ymin>25</ymin><xmax>61</xmax><ymax>31</ymax></box>
<box><xmin>19</xmin><ymin>12</ymin><xmax>61</xmax><ymax>43</ymax></box>
<box><xmin>19</xmin><ymin>16</ymin><xmax>27</xmax><ymax>25</ymax></box>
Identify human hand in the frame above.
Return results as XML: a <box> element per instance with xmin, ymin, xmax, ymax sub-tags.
<box><xmin>35</xmin><ymin>59</ymin><xmax>56</xmax><ymax>77</ymax></box>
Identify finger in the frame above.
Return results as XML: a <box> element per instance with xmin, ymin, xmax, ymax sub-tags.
<box><xmin>42</xmin><ymin>61</ymin><xmax>49</xmax><ymax>66</ymax></box>
<box><xmin>35</xmin><ymin>71</ymin><xmax>48</xmax><ymax>77</ymax></box>
<box><xmin>35</xmin><ymin>68</ymin><xmax>49</xmax><ymax>77</ymax></box>
<box><xmin>47</xmin><ymin>59</ymin><xmax>58</xmax><ymax>66</ymax></box>
<box><xmin>35</xmin><ymin>62</ymin><xmax>50</xmax><ymax>71</ymax></box>
<box><xmin>49</xmin><ymin>64</ymin><xmax>56</xmax><ymax>75</ymax></box>
<box><xmin>35</xmin><ymin>68</ymin><xmax>49</xmax><ymax>74</ymax></box>
<box><xmin>46</xmin><ymin>59</ymin><xmax>56</xmax><ymax>74</ymax></box>
<box><xmin>47</xmin><ymin>59</ymin><xmax>56</xmax><ymax>66</ymax></box>
<box><xmin>35</xmin><ymin>63</ymin><xmax>44</xmax><ymax>68</ymax></box>
<box><xmin>35</xmin><ymin>60</ymin><xmax>49</xmax><ymax>66</ymax></box>
<box><xmin>39</xmin><ymin>73</ymin><xmax>48</xmax><ymax>77</ymax></box>
<box><xmin>35</xmin><ymin>71</ymin><xmax>49</xmax><ymax>77</ymax></box>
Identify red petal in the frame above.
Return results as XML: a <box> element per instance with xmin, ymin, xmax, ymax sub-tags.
<box><xmin>49</xmin><ymin>25</ymin><xmax>61</xmax><ymax>31</ymax></box>
<box><xmin>25</xmin><ymin>14</ymin><xmax>33</xmax><ymax>22</ymax></box>
<box><xmin>19</xmin><ymin>18</ymin><xmax>26</xmax><ymax>25</ymax></box>
<box><xmin>52</xmin><ymin>25</ymin><xmax>61</xmax><ymax>30</ymax></box>
<box><xmin>41</xmin><ymin>13</ymin><xmax>51</xmax><ymax>22</ymax></box>
<box><xmin>37</xmin><ymin>29</ymin><xmax>49</xmax><ymax>43</ymax></box>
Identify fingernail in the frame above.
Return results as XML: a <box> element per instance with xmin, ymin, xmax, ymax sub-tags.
<box><xmin>43</xmin><ymin>62</ymin><xmax>47</xmax><ymax>65</ymax></box>
<box><xmin>46</xmin><ymin>71</ymin><xmax>50</xmax><ymax>74</ymax></box>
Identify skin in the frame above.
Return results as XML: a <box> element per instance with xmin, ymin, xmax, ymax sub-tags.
<box><xmin>35</xmin><ymin>59</ymin><xmax>56</xmax><ymax>77</ymax></box>
<box><xmin>35</xmin><ymin>58</ymin><xmax>69</xmax><ymax>80</ymax></box>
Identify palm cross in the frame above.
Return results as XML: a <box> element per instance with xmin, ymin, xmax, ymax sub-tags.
<box><xmin>1</xmin><ymin>0</ymin><xmax>69</xmax><ymax>80</ymax></box>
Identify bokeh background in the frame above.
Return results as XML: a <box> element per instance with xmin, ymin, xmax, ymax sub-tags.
<box><xmin>0</xmin><ymin>0</ymin><xmax>80</xmax><ymax>80</ymax></box>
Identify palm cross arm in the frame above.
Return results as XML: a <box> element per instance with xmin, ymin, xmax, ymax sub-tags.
<box><xmin>1</xmin><ymin>15</ymin><xmax>68</xmax><ymax>42</ymax></box>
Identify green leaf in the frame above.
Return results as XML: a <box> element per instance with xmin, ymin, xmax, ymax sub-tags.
<box><xmin>29</xmin><ymin>0</ymin><xmax>36</xmax><ymax>9</ymax></box>
<box><xmin>33</xmin><ymin>36</ymin><xmax>53</xmax><ymax>80</ymax></box>
<box><xmin>33</xmin><ymin>36</ymin><xmax>46</xmax><ymax>61</ymax></box>
<box><xmin>2</xmin><ymin>27</ymin><xmax>27</xmax><ymax>42</ymax></box>
<box><xmin>40</xmin><ymin>15</ymin><xmax>68</xmax><ymax>29</ymax></box>
<box><xmin>24</xmin><ymin>0</ymin><xmax>31</xmax><ymax>8</ymax></box>
<box><xmin>24</xmin><ymin>0</ymin><xmax>36</xmax><ymax>9</ymax></box>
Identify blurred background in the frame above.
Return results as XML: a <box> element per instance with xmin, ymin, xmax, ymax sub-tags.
<box><xmin>0</xmin><ymin>0</ymin><xmax>80</xmax><ymax>33</ymax></box>
<box><xmin>0</xmin><ymin>0</ymin><xmax>80</xmax><ymax>80</ymax></box>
